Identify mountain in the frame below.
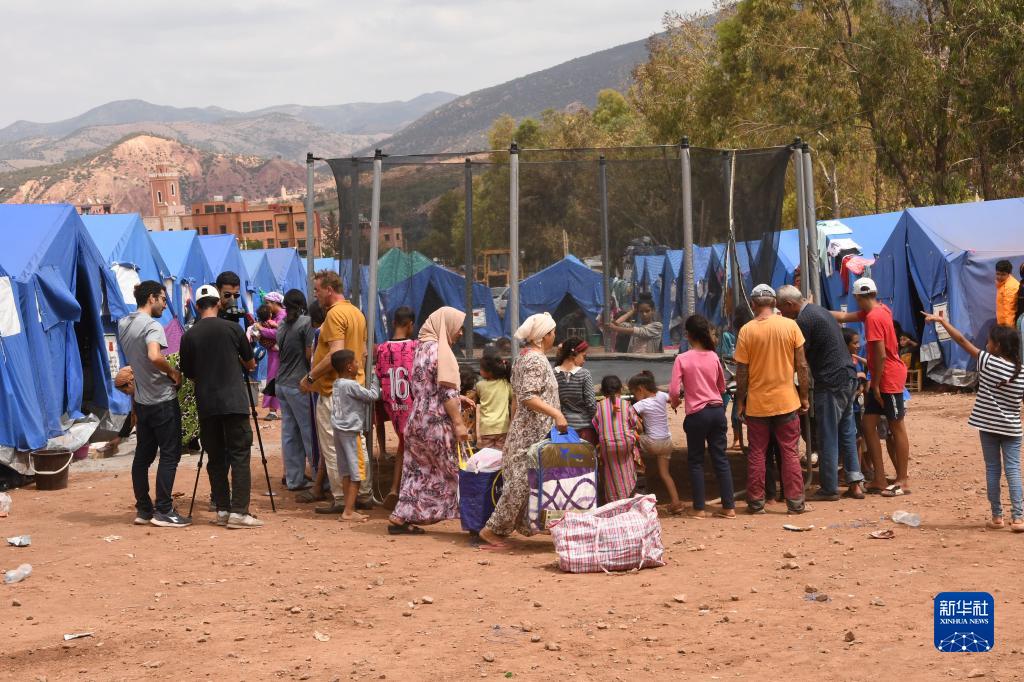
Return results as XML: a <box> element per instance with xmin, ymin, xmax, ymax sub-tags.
<box><xmin>375</xmin><ymin>38</ymin><xmax>652</xmax><ymax>154</ymax></box>
<box><xmin>248</xmin><ymin>92</ymin><xmax>459</xmax><ymax>135</ymax></box>
<box><xmin>0</xmin><ymin>134</ymin><xmax>309</xmax><ymax>214</ymax></box>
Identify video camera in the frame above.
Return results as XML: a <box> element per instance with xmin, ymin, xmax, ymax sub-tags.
<box><xmin>221</xmin><ymin>304</ymin><xmax>246</xmax><ymax>323</ymax></box>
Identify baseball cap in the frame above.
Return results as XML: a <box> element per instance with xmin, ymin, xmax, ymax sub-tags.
<box><xmin>750</xmin><ymin>283</ymin><xmax>776</xmax><ymax>298</ymax></box>
<box><xmin>195</xmin><ymin>284</ymin><xmax>220</xmax><ymax>304</ymax></box>
<box><xmin>851</xmin><ymin>277</ymin><xmax>877</xmax><ymax>295</ymax></box>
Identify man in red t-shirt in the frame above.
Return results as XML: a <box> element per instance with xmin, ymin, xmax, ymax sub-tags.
<box><xmin>832</xmin><ymin>277</ymin><xmax>911</xmax><ymax>497</ymax></box>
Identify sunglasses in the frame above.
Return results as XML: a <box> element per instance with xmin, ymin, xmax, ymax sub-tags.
<box><xmin>221</xmin><ymin>292</ymin><xmax>242</xmax><ymax>299</ymax></box>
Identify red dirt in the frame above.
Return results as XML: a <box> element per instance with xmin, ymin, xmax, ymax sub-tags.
<box><xmin>2</xmin><ymin>392</ymin><xmax>1021</xmax><ymax>681</ymax></box>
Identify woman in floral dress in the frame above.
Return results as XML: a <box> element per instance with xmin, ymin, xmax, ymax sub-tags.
<box><xmin>479</xmin><ymin>313</ymin><xmax>568</xmax><ymax>548</ymax></box>
<box><xmin>388</xmin><ymin>307</ymin><xmax>468</xmax><ymax>535</ymax></box>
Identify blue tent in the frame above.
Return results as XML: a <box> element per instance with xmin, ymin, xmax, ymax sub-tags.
<box><xmin>818</xmin><ymin>212</ymin><xmax>902</xmax><ymax>314</ymax></box>
<box><xmin>262</xmin><ymin>248</ymin><xmax>307</xmax><ymax>295</ymax></box>
<box><xmin>660</xmin><ymin>246</ymin><xmax>721</xmax><ymax>342</ymax></box>
<box><xmin>198</xmin><ymin>234</ymin><xmax>254</xmax><ymax>312</ymax></box>
<box><xmin>771</xmin><ymin>229</ymin><xmax>801</xmax><ymax>289</ymax></box>
<box><xmin>313</xmin><ymin>257</ymin><xmax>387</xmax><ymax>341</ymax></box>
<box><xmin>874</xmin><ymin>198</ymin><xmax>1024</xmax><ymax>384</ymax></box>
<box><xmin>149</xmin><ymin>230</ymin><xmax>214</xmax><ymax>323</ymax></box>
<box><xmin>503</xmin><ymin>256</ymin><xmax>604</xmax><ymax>339</ymax></box>
<box><xmin>0</xmin><ymin>205</ymin><xmax>130</xmax><ymax>452</ymax></box>
<box><xmin>384</xmin><ymin>263</ymin><xmax>503</xmax><ymax>340</ymax></box>
<box><xmin>240</xmin><ymin>250</ymin><xmax>277</xmax><ymax>306</ymax></box>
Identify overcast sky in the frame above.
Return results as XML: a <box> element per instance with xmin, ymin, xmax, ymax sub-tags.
<box><xmin>0</xmin><ymin>0</ymin><xmax>715</xmax><ymax>127</ymax></box>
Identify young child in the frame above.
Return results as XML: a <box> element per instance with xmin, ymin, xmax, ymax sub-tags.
<box><xmin>460</xmin><ymin>365</ymin><xmax>479</xmax><ymax>445</ymax></box>
<box><xmin>670</xmin><ymin>315</ymin><xmax>735</xmax><ymax>518</ymax></box>
<box><xmin>593</xmin><ymin>375</ymin><xmax>640</xmax><ymax>503</ymax></box>
<box><xmin>629</xmin><ymin>370</ymin><xmax>683</xmax><ymax>514</ymax></box>
<box><xmin>896</xmin><ymin>323</ymin><xmax>920</xmax><ymax>368</ymax></box>
<box><xmin>844</xmin><ymin>328</ymin><xmax>870</xmax><ymax>478</ymax></box>
<box><xmin>375</xmin><ymin>306</ymin><xmax>417</xmax><ymax>509</ymax></box>
<box><xmin>475</xmin><ymin>353</ymin><xmax>514</xmax><ymax>451</ymax></box>
<box><xmin>330</xmin><ymin>349</ymin><xmax>381</xmax><ymax>521</ymax></box>
<box><xmin>716</xmin><ymin>320</ymin><xmax>743</xmax><ymax>450</ymax></box>
<box><xmin>923</xmin><ymin>311</ymin><xmax>1024</xmax><ymax>531</ymax></box>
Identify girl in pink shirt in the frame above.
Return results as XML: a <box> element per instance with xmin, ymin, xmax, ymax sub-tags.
<box><xmin>670</xmin><ymin>315</ymin><xmax>735</xmax><ymax>518</ymax></box>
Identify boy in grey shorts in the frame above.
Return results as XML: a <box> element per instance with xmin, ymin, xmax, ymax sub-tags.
<box><xmin>330</xmin><ymin>350</ymin><xmax>380</xmax><ymax>521</ymax></box>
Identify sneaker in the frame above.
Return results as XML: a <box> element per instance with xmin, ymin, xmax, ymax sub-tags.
<box><xmin>207</xmin><ymin>501</ymin><xmax>217</xmax><ymax>513</ymax></box>
<box><xmin>210</xmin><ymin>510</ymin><xmax>229</xmax><ymax>527</ymax></box>
<box><xmin>787</xmin><ymin>501</ymin><xmax>812</xmax><ymax>515</ymax></box>
<box><xmin>746</xmin><ymin>501</ymin><xmax>766</xmax><ymax>515</ymax></box>
<box><xmin>264</xmin><ymin>412</ymin><xmax>279</xmax><ymax>421</ymax></box>
<box><xmin>227</xmin><ymin>513</ymin><xmax>264</xmax><ymax>529</ymax></box>
<box><xmin>808</xmin><ymin>489</ymin><xmax>840</xmax><ymax>502</ymax></box>
<box><xmin>134</xmin><ymin>513</ymin><xmax>153</xmax><ymax>525</ymax></box>
<box><xmin>151</xmin><ymin>509</ymin><xmax>193</xmax><ymax>528</ymax></box>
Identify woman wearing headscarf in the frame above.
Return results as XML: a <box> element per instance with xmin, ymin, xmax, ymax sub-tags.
<box><xmin>256</xmin><ymin>291</ymin><xmax>287</xmax><ymax>419</ymax></box>
<box><xmin>388</xmin><ymin>307</ymin><xmax>469</xmax><ymax>535</ymax></box>
<box><xmin>479</xmin><ymin>313</ymin><xmax>568</xmax><ymax>549</ymax></box>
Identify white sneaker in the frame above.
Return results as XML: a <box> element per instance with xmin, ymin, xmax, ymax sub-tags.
<box><xmin>227</xmin><ymin>513</ymin><xmax>264</xmax><ymax>529</ymax></box>
<box><xmin>133</xmin><ymin>515</ymin><xmax>152</xmax><ymax>526</ymax></box>
<box><xmin>210</xmin><ymin>510</ymin><xmax>229</xmax><ymax>527</ymax></box>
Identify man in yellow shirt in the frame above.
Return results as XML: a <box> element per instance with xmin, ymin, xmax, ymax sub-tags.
<box><xmin>300</xmin><ymin>270</ymin><xmax>368</xmax><ymax>514</ymax></box>
<box><xmin>995</xmin><ymin>260</ymin><xmax>1020</xmax><ymax>327</ymax></box>
<box><xmin>734</xmin><ymin>284</ymin><xmax>811</xmax><ymax>515</ymax></box>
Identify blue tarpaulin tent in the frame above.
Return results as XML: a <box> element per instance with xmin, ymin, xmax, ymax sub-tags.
<box><xmin>261</xmin><ymin>248</ymin><xmax>307</xmax><ymax>295</ymax></box>
<box><xmin>149</xmin><ymin>230</ymin><xmax>213</xmax><ymax>324</ymax></box>
<box><xmin>504</xmin><ymin>256</ymin><xmax>603</xmax><ymax>340</ymax></box>
<box><xmin>384</xmin><ymin>264</ymin><xmax>502</xmax><ymax>340</ymax></box>
<box><xmin>0</xmin><ymin>205</ymin><xmax>130</xmax><ymax>453</ymax></box>
<box><xmin>313</xmin><ymin>257</ymin><xmax>387</xmax><ymax>341</ymax></box>
<box><xmin>819</xmin><ymin>212</ymin><xmax>902</xmax><ymax>314</ymax></box>
<box><xmin>240</xmin><ymin>250</ymin><xmax>277</xmax><ymax>306</ymax></box>
<box><xmin>199</xmin><ymin>234</ymin><xmax>254</xmax><ymax>312</ymax></box>
<box><xmin>771</xmin><ymin>229</ymin><xmax>801</xmax><ymax>289</ymax></box>
<box><xmin>874</xmin><ymin>198</ymin><xmax>1024</xmax><ymax>385</ymax></box>
<box><xmin>659</xmin><ymin>246</ymin><xmax>721</xmax><ymax>343</ymax></box>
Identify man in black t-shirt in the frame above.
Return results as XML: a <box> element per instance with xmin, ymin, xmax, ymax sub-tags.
<box><xmin>180</xmin><ymin>285</ymin><xmax>262</xmax><ymax>529</ymax></box>
<box><xmin>777</xmin><ymin>285</ymin><xmax>865</xmax><ymax>501</ymax></box>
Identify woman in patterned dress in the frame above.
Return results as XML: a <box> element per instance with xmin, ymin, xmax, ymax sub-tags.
<box><xmin>479</xmin><ymin>314</ymin><xmax>568</xmax><ymax>549</ymax></box>
<box><xmin>388</xmin><ymin>307</ymin><xmax>468</xmax><ymax>535</ymax></box>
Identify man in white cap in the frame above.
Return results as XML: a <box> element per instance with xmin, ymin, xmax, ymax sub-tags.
<box><xmin>831</xmin><ymin>277</ymin><xmax>910</xmax><ymax>497</ymax></box>
<box><xmin>180</xmin><ymin>284</ymin><xmax>262</xmax><ymax>528</ymax></box>
<box><xmin>734</xmin><ymin>284</ymin><xmax>812</xmax><ymax>514</ymax></box>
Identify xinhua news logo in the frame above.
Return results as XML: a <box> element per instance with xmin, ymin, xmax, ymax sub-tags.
<box><xmin>934</xmin><ymin>592</ymin><xmax>994</xmax><ymax>652</ymax></box>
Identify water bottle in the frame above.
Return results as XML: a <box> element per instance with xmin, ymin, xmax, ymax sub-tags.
<box><xmin>891</xmin><ymin>510</ymin><xmax>921</xmax><ymax>527</ymax></box>
<box><xmin>4</xmin><ymin>563</ymin><xmax>32</xmax><ymax>584</ymax></box>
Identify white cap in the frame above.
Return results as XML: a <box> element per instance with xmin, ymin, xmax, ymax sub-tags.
<box><xmin>851</xmin><ymin>277</ymin><xmax>877</xmax><ymax>295</ymax></box>
<box><xmin>750</xmin><ymin>283</ymin><xmax>776</xmax><ymax>298</ymax></box>
<box><xmin>195</xmin><ymin>284</ymin><xmax>220</xmax><ymax>304</ymax></box>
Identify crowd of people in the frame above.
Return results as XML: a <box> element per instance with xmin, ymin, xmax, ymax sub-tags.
<box><xmin>115</xmin><ymin>261</ymin><xmax>1024</xmax><ymax>541</ymax></box>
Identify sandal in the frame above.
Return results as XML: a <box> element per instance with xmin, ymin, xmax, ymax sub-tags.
<box><xmin>868</xmin><ymin>529</ymin><xmax>895</xmax><ymax>539</ymax></box>
<box><xmin>387</xmin><ymin>522</ymin><xmax>425</xmax><ymax>535</ymax></box>
<box><xmin>880</xmin><ymin>484</ymin><xmax>906</xmax><ymax>497</ymax></box>
<box><xmin>843</xmin><ymin>486</ymin><xmax>866</xmax><ymax>500</ymax></box>
<box><xmin>713</xmin><ymin>509</ymin><xmax>736</xmax><ymax>519</ymax></box>
<box><xmin>666</xmin><ymin>503</ymin><xmax>687</xmax><ymax>516</ymax></box>
<box><xmin>986</xmin><ymin>518</ymin><xmax>1005</xmax><ymax>530</ymax></box>
<box><xmin>1010</xmin><ymin>518</ymin><xmax>1024</xmax><ymax>533</ymax></box>
<box><xmin>294</xmin><ymin>490</ymin><xmax>322</xmax><ymax>504</ymax></box>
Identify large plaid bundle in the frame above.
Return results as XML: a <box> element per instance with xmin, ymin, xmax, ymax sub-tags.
<box><xmin>550</xmin><ymin>495</ymin><xmax>665</xmax><ymax>574</ymax></box>
<box><xmin>527</xmin><ymin>437</ymin><xmax>598</xmax><ymax>531</ymax></box>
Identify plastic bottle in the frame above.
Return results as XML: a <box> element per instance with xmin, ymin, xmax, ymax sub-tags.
<box><xmin>4</xmin><ymin>563</ymin><xmax>32</xmax><ymax>584</ymax></box>
<box><xmin>0</xmin><ymin>491</ymin><xmax>11</xmax><ymax>516</ymax></box>
<box><xmin>891</xmin><ymin>510</ymin><xmax>921</xmax><ymax>527</ymax></box>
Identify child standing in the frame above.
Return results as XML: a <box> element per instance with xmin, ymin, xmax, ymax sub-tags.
<box><xmin>375</xmin><ymin>306</ymin><xmax>417</xmax><ymax>510</ymax></box>
<box><xmin>670</xmin><ymin>315</ymin><xmax>735</xmax><ymax>518</ymax></box>
<box><xmin>475</xmin><ymin>354</ymin><xmax>514</xmax><ymax>451</ymax></box>
<box><xmin>330</xmin><ymin>349</ymin><xmax>381</xmax><ymax>521</ymax></box>
<box><xmin>629</xmin><ymin>371</ymin><xmax>683</xmax><ymax>514</ymax></box>
<box><xmin>923</xmin><ymin>312</ymin><xmax>1024</xmax><ymax>531</ymax></box>
<box><xmin>460</xmin><ymin>366</ymin><xmax>479</xmax><ymax>445</ymax></box>
<box><xmin>593</xmin><ymin>375</ymin><xmax>640</xmax><ymax>502</ymax></box>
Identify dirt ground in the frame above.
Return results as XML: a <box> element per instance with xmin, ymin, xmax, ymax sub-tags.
<box><xmin>2</xmin><ymin>391</ymin><xmax>1022</xmax><ymax>681</ymax></box>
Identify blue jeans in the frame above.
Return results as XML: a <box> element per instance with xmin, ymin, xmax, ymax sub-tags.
<box><xmin>814</xmin><ymin>379</ymin><xmax>863</xmax><ymax>495</ymax></box>
<box><xmin>278</xmin><ymin>383</ymin><xmax>315</xmax><ymax>489</ymax></box>
<box><xmin>980</xmin><ymin>431</ymin><xmax>1023</xmax><ymax>519</ymax></box>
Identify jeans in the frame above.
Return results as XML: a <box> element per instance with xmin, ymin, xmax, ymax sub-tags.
<box><xmin>684</xmin><ymin>404</ymin><xmax>734</xmax><ymax>510</ymax></box>
<box><xmin>278</xmin><ymin>383</ymin><xmax>314</xmax><ymax>489</ymax></box>
<box><xmin>132</xmin><ymin>399</ymin><xmax>182</xmax><ymax>516</ymax></box>
<box><xmin>814</xmin><ymin>379</ymin><xmax>864</xmax><ymax>494</ymax></box>
<box><xmin>980</xmin><ymin>431</ymin><xmax>1023</xmax><ymax>519</ymax></box>
<box><xmin>200</xmin><ymin>414</ymin><xmax>253</xmax><ymax>515</ymax></box>
<box><xmin>746</xmin><ymin>411</ymin><xmax>804</xmax><ymax>506</ymax></box>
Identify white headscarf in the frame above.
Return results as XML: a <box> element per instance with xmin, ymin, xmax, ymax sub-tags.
<box><xmin>515</xmin><ymin>313</ymin><xmax>556</xmax><ymax>346</ymax></box>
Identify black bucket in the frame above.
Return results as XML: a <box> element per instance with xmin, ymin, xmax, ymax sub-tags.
<box><xmin>31</xmin><ymin>448</ymin><xmax>73</xmax><ymax>491</ymax></box>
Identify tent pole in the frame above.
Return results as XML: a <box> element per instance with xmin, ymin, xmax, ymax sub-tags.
<box><xmin>599</xmin><ymin>155</ymin><xmax>612</xmax><ymax>351</ymax></box>
<box><xmin>364</xmin><ymin>150</ymin><xmax>383</xmax><ymax>499</ymax></box>
<box><xmin>680</xmin><ymin>138</ymin><xmax>695</xmax><ymax>317</ymax></box>
<box><xmin>305</xmin><ymin>153</ymin><xmax>317</xmax><ymax>293</ymax></box>
<box><xmin>509</xmin><ymin>143</ymin><xmax>521</xmax><ymax>353</ymax></box>
<box><xmin>792</xmin><ymin>139</ymin><xmax>809</xmax><ymax>298</ymax></box>
<box><xmin>801</xmin><ymin>143</ymin><xmax>822</xmax><ymax>304</ymax></box>
<box><xmin>349</xmin><ymin>158</ymin><xmax>361</xmax><ymax>305</ymax></box>
<box><xmin>464</xmin><ymin>159</ymin><xmax>475</xmax><ymax>357</ymax></box>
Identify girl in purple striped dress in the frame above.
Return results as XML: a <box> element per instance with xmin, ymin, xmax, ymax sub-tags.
<box><xmin>593</xmin><ymin>375</ymin><xmax>641</xmax><ymax>502</ymax></box>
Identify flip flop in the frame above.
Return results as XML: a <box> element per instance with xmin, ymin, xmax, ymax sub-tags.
<box><xmin>713</xmin><ymin>510</ymin><xmax>736</xmax><ymax>519</ymax></box>
<box><xmin>387</xmin><ymin>523</ymin><xmax>425</xmax><ymax>535</ymax></box>
<box><xmin>842</xmin><ymin>487</ymin><xmax>866</xmax><ymax>500</ymax></box>
<box><xmin>865</xmin><ymin>487</ymin><xmax>885</xmax><ymax>495</ymax></box>
<box><xmin>868</xmin><ymin>529</ymin><xmax>895</xmax><ymax>539</ymax></box>
<box><xmin>880</xmin><ymin>484</ymin><xmax>906</xmax><ymax>497</ymax></box>
<box><xmin>986</xmin><ymin>518</ymin><xmax>1005</xmax><ymax>530</ymax></box>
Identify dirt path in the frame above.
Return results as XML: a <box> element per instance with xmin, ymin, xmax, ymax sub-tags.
<box><xmin>2</xmin><ymin>392</ymin><xmax>1020</xmax><ymax>681</ymax></box>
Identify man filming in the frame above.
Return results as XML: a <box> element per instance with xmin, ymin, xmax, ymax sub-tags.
<box><xmin>215</xmin><ymin>270</ymin><xmax>249</xmax><ymax>323</ymax></box>
<box><xmin>180</xmin><ymin>284</ymin><xmax>262</xmax><ymax>529</ymax></box>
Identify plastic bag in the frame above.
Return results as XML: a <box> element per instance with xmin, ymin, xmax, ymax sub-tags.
<box><xmin>549</xmin><ymin>426</ymin><xmax>581</xmax><ymax>444</ymax></box>
<box><xmin>0</xmin><ymin>492</ymin><xmax>10</xmax><ymax>517</ymax></box>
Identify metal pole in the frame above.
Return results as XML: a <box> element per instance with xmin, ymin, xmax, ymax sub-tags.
<box><xmin>509</xmin><ymin>143</ymin><xmax>521</xmax><ymax>353</ymax></box>
<box><xmin>463</xmin><ymin>159</ymin><xmax>475</xmax><ymax>357</ymax></box>
<box><xmin>305</xmin><ymin>153</ymin><xmax>316</xmax><ymax>293</ymax></box>
<box><xmin>792</xmin><ymin>139</ymin><xmax>809</xmax><ymax>298</ymax></box>
<box><xmin>364</xmin><ymin>150</ymin><xmax>383</xmax><ymax>498</ymax></box>
<box><xmin>801</xmin><ymin>143</ymin><xmax>822</xmax><ymax>303</ymax></box>
<box><xmin>680</xmin><ymin>138</ymin><xmax>695</xmax><ymax>317</ymax></box>
<box><xmin>599</xmin><ymin>155</ymin><xmax>612</xmax><ymax>352</ymax></box>
<box><xmin>348</xmin><ymin>158</ymin><xmax>361</xmax><ymax>305</ymax></box>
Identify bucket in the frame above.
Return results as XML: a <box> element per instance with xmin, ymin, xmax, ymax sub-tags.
<box><xmin>31</xmin><ymin>448</ymin><xmax>74</xmax><ymax>491</ymax></box>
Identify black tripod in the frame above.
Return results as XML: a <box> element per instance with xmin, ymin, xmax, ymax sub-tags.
<box><xmin>188</xmin><ymin>367</ymin><xmax>276</xmax><ymax>516</ymax></box>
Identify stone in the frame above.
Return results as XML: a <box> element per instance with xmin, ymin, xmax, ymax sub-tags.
<box><xmin>966</xmin><ymin>670</ymin><xmax>986</xmax><ymax>679</ymax></box>
<box><xmin>545</xmin><ymin>642</ymin><xmax>561</xmax><ymax>652</ymax></box>
<box><xmin>844</xmin><ymin>631</ymin><xmax>855</xmax><ymax>643</ymax></box>
<box><xmin>421</xmin><ymin>596</ymin><xmax>434</xmax><ymax>605</ymax></box>
<box><xmin>12</xmin><ymin>599</ymin><xmax>21</xmax><ymax>607</ymax></box>
<box><xmin>530</xmin><ymin>635</ymin><xmax>542</xmax><ymax>643</ymax></box>
<box><xmin>596</xmin><ymin>622</ymin><xmax>609</xmax><ymax>630</ymax></box>
<box><xmin>673</xmin><ymin>594</ymin><xmax>687</xmax><ymax>604</ymax></box>
<box><xmin>805</xmin><ymin>585</ymin><xmax>818</xmax><ymax>594</ymax></box>
<box><xmin>783</xmin><ymin>550</ymin><xmax>797</xmax><ymax>558</ymax></box>
<box><xmin>520</xmin><ymin>621</ymin><xmax>533</xmax><ymax>633</ymax></box>
<box><xmin>781</xmin><ymin>561</ymin><xmax>800</xmax><ymax>570</ymax></box>
<box><xmin>289</xmin><ymin>606</ymin><xmax>302</xmax><ymax>614</ymax></box>
<box><xmin>483</xmin><ymin>653</ymin><xmax>495</xmax><ymax>663</ymax></box>
<box><xmin>815</xmin><ymin>594</ymin><xmax>829</xmax><ymax>602</ymax></box>
<box><xmin>730</xmin><ymin>595</ymin><xmax>739</xmax><ymax>602</ymax></box>
<box><xmin>870</xmin><ymin>598</ymin><xmax>886</xmax><ymax>607</ymax></box>
<box><xmin>402</xmin><ymin>610</ymin><xmax>412</xmax><ymax>617</ymax></box>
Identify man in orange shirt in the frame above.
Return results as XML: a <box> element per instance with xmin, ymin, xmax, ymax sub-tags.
<box><xmin>996</xmin><ymin>260</ymin><xmax>1020</xmax><ymax>327</ymax></box>
<box><xmin>300</xmin><ymin>270</ymin><xmax>369</xmax><ymax>514</ymax></box>
<box><xmin>735</xmin><ymin>284</ymin><xmax>811</xmax><ymax>514</ymax></box>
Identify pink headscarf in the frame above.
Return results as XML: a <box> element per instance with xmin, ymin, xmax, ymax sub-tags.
<box><xmin>419</xmin><ymin>307</ymin><xmax>466</xmax><ymax>388</ymax></box>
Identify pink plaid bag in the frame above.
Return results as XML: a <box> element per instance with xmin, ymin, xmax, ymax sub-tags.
<box><xmin>549</xmin><ymin>495</ymin><xmax>665</xmax><ymax>574</ymax></box>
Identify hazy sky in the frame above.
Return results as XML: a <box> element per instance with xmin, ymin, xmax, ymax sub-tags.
<box><xmin>0</xmin><ymin>0</ymin><xmax>715</xmax><ymax>128</ymax></box>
